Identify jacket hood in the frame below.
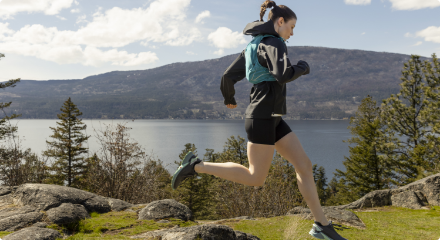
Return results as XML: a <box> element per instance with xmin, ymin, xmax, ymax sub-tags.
<box><xmin>243</xmin><ymin>20</ymin><xmax>280</xmax><ymax>38</ymax></box>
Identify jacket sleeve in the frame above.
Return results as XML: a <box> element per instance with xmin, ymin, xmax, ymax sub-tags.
<box><xmin>220</xmin><ymin>49</ymin><xmax>246</xmax><ymax>105</ymax></box>
<box><xmin>258</xmin><ymin>37</ymin><xmax>310</xmax><ymax>85</ymax></box>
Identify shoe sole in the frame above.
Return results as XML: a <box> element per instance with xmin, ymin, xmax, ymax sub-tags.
<box><xmin>171</xmin><ymin>152</ymin><xmax>196</xmax><ymax>190</ymax></box>
<box><xmin>309</xmin><ymin>228</ymin><xmax>325</xmax><ymax>239</ymax></box>
<box><xmin>309</xmin><ymin>224</ymin><xmax>333</xmax><ymax>240</ymax></box>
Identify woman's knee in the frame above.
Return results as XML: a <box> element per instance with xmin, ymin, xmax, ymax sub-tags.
<box><xmin>295</xmin><ymin>158</ymin><xmax>313</xmax><ymax>176</ymax></box>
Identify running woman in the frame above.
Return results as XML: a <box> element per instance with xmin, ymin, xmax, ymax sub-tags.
<box><xmin>172</xmin><ymin>1</ymin><xmax>347</xmax><ymax>239</ymax></box>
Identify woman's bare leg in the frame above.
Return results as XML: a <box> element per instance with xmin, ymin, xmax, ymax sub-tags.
<box><xmin>194</xmin><ymin>142</ymin><xmax>274</xmax><ymax>186</ymax></box>
<box><xmin>274</xmin><ymin>132</ymin><xmax>329</xmax><ymax>226</ymax></box>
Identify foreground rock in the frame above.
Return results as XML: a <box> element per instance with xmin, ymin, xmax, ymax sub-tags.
<box><xmin>13</xmin><ymin>184</ymin><xmax>111</xmax><ymax>213</ymax></box>
<box><xmin>0</xmin><ymin>206</ymin><xmax>43</xmax><ymax>231</ymax></box>
<box><xmin>286</xmin><ymin>206</ymin><xmax>366</xmax><ymax>229</ymax></box>
<box><xmin>335</xmin><ymin>173</ymin><xmax>440</xmax><ymax>210</ymax></box>
<box><xmin>138</xmin><ymin>199</ymin><xmax>193</xmax><ymax>221</ymax></box>
<box><xmin>46</xmin><ymin>203</ymin><xmax>90</xmax><ymax>224</ymax></box>
<box><xmin>130</xmin><ymin>224</ymin><xmax>260</xmax><ymax>240</ymax></box>
<box><xmin>106</xmin><ymin>197</ymin><xmax>134</xmax><ymax>211</ymax></box>
<box><xmin>2</xmin><ymin>227</ymin><xmax>61</xmax><ymax>240</ymax></box>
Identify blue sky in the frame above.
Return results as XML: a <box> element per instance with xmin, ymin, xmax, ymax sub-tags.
<box><xmin>0</xmin><ymin>0</ymin><xmax>439</xmax><ymax>81</ymax></box>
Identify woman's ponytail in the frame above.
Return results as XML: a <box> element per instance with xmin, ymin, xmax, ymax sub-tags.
<box><xmin>259</xmin><ymin>0</ymin><xmax>297</xmax><ymax>22</ymax></box>
<box><xmin>260</xmin><ymin>0</ymin><xmax>277</xmax><ymax>21</ymax></box>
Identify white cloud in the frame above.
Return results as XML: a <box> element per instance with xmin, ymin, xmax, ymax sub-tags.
<box><xmin>207</xmin><ymin>27</ymin><xmax>247</xmax><ymax>55</ymax></box>
<box><xmin>0</xmin><ymin>0</ymin><xmax>202</xmax><ymax>66</ymax></box>
<box><xmin>213</xmin><ymin>49</ymin><xmax>225</xmax><ymax>55</ymax></box>
<box><xmin>56</xmin><ymin>15</ymin><xmax>67</xmax><ymax>20</ymax></box>
<box><xmin>0</xmin><ymin>0</ymin><xmax>75</xmax><ymax>19</ymax></box>
<box><xmin>388</xmin><ymin>0</ymin><xmax>440</xmax><ymax>10</ymax></box>
<box><xmin>344</xmin><ymin>0</ymin><xmax>371</xmax><ymax>5</ymax></box>
<box><xmin>361</xmin><ymin>32</ymin><xmax>366</xmax><ymax>35</ymax></box>
<box><xmin>405</xmin><ymin>32</ymin><xmax>414</xmax><ymax>37</ymax></box>
<box><xmin>76</xmin><ymin>14</ymin><xmax>87</xmax><ymax>24</ymax></box>
<box><xmin>412</xmin><ymin>41</ymin><xmax>423</xmax><ymax>46</ymax></box>
<box><xmin>416</xmin><ymin>26</ymin><xmax>440</xmax><ymax>43</ymax></box>
<box><xmin>195</xmin><ymin>10</ymin><xmax>210</xmax><ymax>23</ymax></box>
<box><xmin>71</xmin><ymin>8</ymin><xmax>80</xmax><ymax>13</ymax></box>
<box><xmin>186</xmin><ymin>51</ymin><xmax>197</xmax><ymax>55</ymax></box>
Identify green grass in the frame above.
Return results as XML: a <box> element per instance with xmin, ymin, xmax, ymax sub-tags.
<box><xmin>0</xmin><ymin>231</ymin><xmax>13</xmax><ymax>238</ymax></box>
<box><xmin>217</xmin><ymin>206</ymin><xmax>440</xmax><ymax>240</ymax></box>
<box><xmin>3</xmin><ymin>206</ymin><xmax>440</xmax><ymax>239</ymax></box>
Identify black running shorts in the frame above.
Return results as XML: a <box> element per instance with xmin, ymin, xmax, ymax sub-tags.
<box><xmin>244</xmin><ymin>117</ymin><xmax>292</xmax><ymax>145</ymax></box>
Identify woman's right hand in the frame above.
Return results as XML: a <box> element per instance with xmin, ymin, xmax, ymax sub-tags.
<box><xmin>226</xmin><ymin>104</ymin><xmax>237</xmax><ymax>109</ymax></box>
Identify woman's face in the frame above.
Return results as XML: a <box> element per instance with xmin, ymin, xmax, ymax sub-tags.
<box><xmin>274</xmin><ymin>17</ymin><xmax>296</xmax><ymax>41</ymax></box>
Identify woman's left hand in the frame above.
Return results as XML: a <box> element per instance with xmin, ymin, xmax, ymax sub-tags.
<box><xmin>226</xmin><ymin>104</ymin><xmax>237</xmax><ymax>109</ymax></box>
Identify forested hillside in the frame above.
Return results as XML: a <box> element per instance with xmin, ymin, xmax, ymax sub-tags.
<box><xmin>1</xmin><ymin>46</ymin><xmax>427</xmax><ymax>119</ymax></box>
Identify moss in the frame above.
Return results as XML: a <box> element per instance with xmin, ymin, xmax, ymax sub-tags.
<box><xmin>0</xmin><ymin>231</ymin><xmax>13</xmax><ymax>238</ymax></box>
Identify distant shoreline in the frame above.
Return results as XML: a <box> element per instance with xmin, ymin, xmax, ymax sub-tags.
<box><xmin>11</xmin><ymin>118</ymin><xmax>350</xmax><ymax>121</ymax></box>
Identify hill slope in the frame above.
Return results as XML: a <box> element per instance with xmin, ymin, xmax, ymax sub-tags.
<box><xmin>1</xmin><ymin>46</ymin><xmax>426</xmax><ymax>119</ymax></box>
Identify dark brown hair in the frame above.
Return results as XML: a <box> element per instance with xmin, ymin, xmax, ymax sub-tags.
<box><xmin>260</xmin><ymin>0</ymin><xmax>297</xmax><ymax>22</ymax></box>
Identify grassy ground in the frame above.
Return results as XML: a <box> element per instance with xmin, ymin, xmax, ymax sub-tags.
<box><xmin>0</xmin><ymin>206</ymin><xmax>439</xmax><ymax>239</ymax></box>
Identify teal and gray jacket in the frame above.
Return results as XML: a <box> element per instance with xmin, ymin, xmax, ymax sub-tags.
<box><xmin>220</xmin><ymin>19</ymin><xmax>310</xmax><ymax>118</ymax></box>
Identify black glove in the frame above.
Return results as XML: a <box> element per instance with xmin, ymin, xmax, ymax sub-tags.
<box><xmin>296</xmin><ymin>60</ymin><xmax>310</xmax><ymax>75</ymax></box>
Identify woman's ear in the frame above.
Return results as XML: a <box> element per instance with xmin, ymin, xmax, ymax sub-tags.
<box><xmin>277</xmin><ymin>17</ymin><xmax>284</xmax><ymax>26</ymax></box>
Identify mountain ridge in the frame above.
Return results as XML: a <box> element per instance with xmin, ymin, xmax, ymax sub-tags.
<box><xmin>1</xmin><ymin>46</ymin><xmax>429</xmax><ymax>119</ymax></box>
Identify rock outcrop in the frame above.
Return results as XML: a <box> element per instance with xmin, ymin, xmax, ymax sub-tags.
<box><xmin>286</xmin><ymin>206</ymin><xmax>366</xmax><ymax>229</ymax></box>
<box><xmin>0</xmin><ymin>206</ymin><xmax>43</xmax><ymax>231</ymax></box>
<box><xmin>46</xmin><ymin>203</ymin><xmax>90</xmax><ymax>225</ymax></box>
<box><xmin>130</xmin><ymin>224</ymin><xmax>260</xmax><ymax>240</ymax></box>
<box><xmin>13</xmin><ymin>184</ymin><xmax>111</xmax><ymax>213</ymax></box>
<box><xmin>138</xmin><ymin>199</ymin><xmax>193</xmax><ymax>221</ymax></box>
<box><xmin>0</xmin><ymin>183</ymin><xmax>133</xmax><ymax>233</ymax></box>
<box><xmin>335</xmin><ymin>173</ymin><xmax>440</xmax><ymax>210</ymax></box>
<box><xmin>2</xmin><ymin>226</ymin><xmax>61</xmax><ymax>240</ymax></box>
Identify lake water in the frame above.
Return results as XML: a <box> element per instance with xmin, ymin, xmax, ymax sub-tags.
<box><xmin>8</xmin><ymin>119</ymin><xmax>351</xmax><ymax>180</ymax></box>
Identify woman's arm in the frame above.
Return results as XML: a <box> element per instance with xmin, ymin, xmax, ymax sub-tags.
<box><xmin>258</xmin><ymin>37</ymin><xmax>310</xmax><ymax>85</ymax></box>
<box><xmin>220</xmin><ymin>49</ymin><xmax>246</xmax><ymax>106</ymax></box>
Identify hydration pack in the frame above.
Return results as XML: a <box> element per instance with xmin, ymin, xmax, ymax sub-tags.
<box><xmin>245</xmin><ymin>34</ymin><xmax>285</xmax><ymax>84</ymax></box>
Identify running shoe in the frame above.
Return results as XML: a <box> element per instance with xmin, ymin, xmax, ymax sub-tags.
<box><xmin>171</xmin><ymin>151</ymin><xmax>202</xmax><ymax>190</ymax></box>
<box><xmin>309</xmin><ymin>221</ymin><xmax>348</xmax><ymax>240</ymax></box>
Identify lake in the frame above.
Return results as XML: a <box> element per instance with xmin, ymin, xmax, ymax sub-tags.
<box><xmin>8</xmin><ymin>119</ymin><xmax>351</xmax><ymax>180</ymax></box>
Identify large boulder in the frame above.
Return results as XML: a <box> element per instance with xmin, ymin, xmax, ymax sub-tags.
<box><xmin>390</xmin><ymin>173</ymin><xmax>440</xmax><ymax>206</ymax></box>
<box><xmin>130</xmin><ymin>224</ymin><xmax>260</xmax><ymax>240</ymax></box>
<box><xmin>286</xmin><ymin>206</ymin><xmax>366</xmax><ymax>229</ymax></box>
<box><xmin>12</xmin><ymin>183</ymin><xmax>111</xmax><ymax>213</ymax></box>
<box><xmin>335</xmin><ymin>173</ymin><xmax>440</xmax><ymax>210</ymax></box>
<box><xmin>138</xmin><ymin>199</ymin><xmax>193</xmax><ymax>221</ymax></box>
<box><xmin>0</xmin><ymin>206</ymin><xmax>43</xmax><ymax>231</ymax></box>
<box><xmin>106</xmin><ymin>197</ymin><xmax>133</xmax><ymax>211</ymax></box>
<box><xmin>391</xmin><ymin>190</ymin><xmax>429</xmax><ymax>209</ymax></box>
<box><xmin>46</xmin><ymin>203</ymin><xmax>90</xmax><ymax>224</ymax></box>
<box><xmin>336</xmin><ymin>189</ymin><xmax>392</xmax><ymax>210</ymax></box>
<box><xmin>2</xmin><ymin>226</ymin><xmax>61</xmax><ymax>240</ymax></box>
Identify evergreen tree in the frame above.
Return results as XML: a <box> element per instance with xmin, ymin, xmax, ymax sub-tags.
<box><xmin>0</xmin><ymin>53</ymin><xmax>21</xmax><ymax>139</ymax></box>
<box><xmin>44</xmin><ymin>97</ymin><xmax>90</xmax><ymax>187</ymax></box>
<box><xmin>173</xmin><ymin>144</ymin><xmax>217</xmax><ymax>220</ymax></box>
<box><xmin>417</xmin><ymin>53</ymin><xmax>440</xmax><ymax>175</ymax></box>
<box><xmin>381</xmin><ymin>54</ymin><xmax>440</xmax><ymax>185</ymax></box>
<box><xmin>334</xmin><ymin>96</ymin><xmax>394</xmax><ymax>201</ymax></box>
<box><xmin>312</xmin><ymin>164</ymin><xmax>328</xmax><ymax>205</ymax></box>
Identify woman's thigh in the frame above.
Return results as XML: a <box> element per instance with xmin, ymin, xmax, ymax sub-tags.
<box><xmin>247</xmin><ymin>142</ymin><xmax>275</xmax><ymax>185</ymax></box>
<box><xmin>274</xmin><ymin>132</ymin><xmax>312</xmax><ymax>175</ymax></box>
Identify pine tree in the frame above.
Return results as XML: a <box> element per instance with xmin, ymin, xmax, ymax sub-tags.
<box><xmin>418</xmin><ymin>53</ymin><xmax>440</xmax><ymax>175</ymax></box>
<box><xmin>173</xmin><ymin>144</ymin><xmax>217</xmax><ymax>220</ymax></box>
<box><xmin>0</xmin><ymin>53</ymin><xmax>21</xmax><ymax>139</ymax></box>
<box><xmin>334</xmin><ymin>96</ymin><xmax>394</xmax><ymax>202</ymax></box>
<box><xmin>44</xmin><ymin>97</ymin><xmax>90</xmax><ymax>187</ymax></box>
<box><xmin>312</xmin><ymin>164</ymin><xmax>328</xmax><ymax>205</ymax></box>
<box><xmin>381</xmin><ymin>54</ymin><xmax>440</xmax><ymax>185</ymax></box>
